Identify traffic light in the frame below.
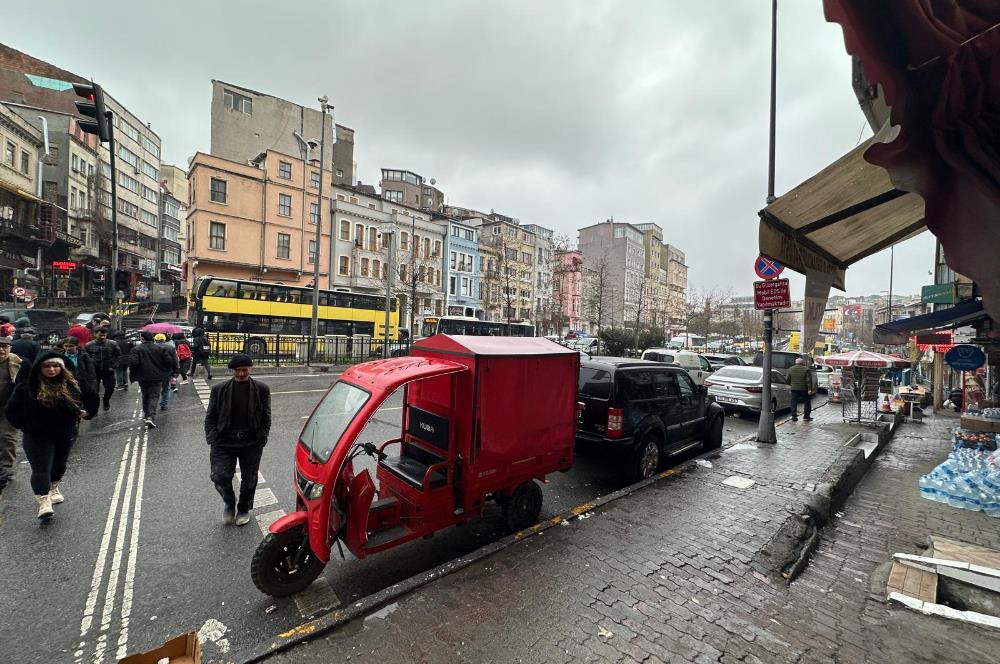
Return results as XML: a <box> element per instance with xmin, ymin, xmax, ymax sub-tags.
<box><xmin>115</xmin><ymin>269</ymin><xmax>129</xmax><ymax>292</ymax></box>
<box><xmin>73</xmin><ymin>81</ymin><xmax>110</xmax><ymax>142</ymax></box>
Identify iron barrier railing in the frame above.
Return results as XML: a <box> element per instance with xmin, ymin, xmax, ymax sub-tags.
<box><xmin>205</xmin><ymin>333</ymin><xmax>410</xmax><ymax>367</ymax></box>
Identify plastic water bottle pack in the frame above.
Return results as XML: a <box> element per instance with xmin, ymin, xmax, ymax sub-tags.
<box><xmin>918</xmin><ymin>432</ymin><xmax>1000</xmax><ymax>516</ymax></box>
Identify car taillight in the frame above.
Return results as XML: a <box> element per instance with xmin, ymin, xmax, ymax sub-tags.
<box><xmin>607</xmin><ymin>407</ymin><xmax>623</xmax><ymax>439</ymax></box>
<box><xmin>703</xmin><ymin>380</ymin><xmax>714</xmax><ymax>387</ymax></box>
<box><xmin>744</xmin><ymin>385</ymin><xmax>763</xmax><ymax>393</ymax></box>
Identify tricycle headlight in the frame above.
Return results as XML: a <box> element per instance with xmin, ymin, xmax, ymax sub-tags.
<box><xmin>306</xmin><ymin>482</ymin><xmax>325</xmax><ymax>500</ymax></box>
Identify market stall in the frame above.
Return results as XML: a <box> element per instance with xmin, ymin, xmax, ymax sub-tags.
<box><xmin>819</xmin><ymin>350</ymin><xmax>911</xmax><ymax>424</ymax></box>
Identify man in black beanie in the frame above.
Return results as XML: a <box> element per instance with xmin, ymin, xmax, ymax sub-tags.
<box><xmin>204</xmin><ymin>353</ymin><xmax>271</xmax><ymax>526</ymax></box>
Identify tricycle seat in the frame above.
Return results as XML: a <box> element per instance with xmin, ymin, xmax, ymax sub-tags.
<box><xmin>381</xmin><ymin>445</ymin><xmax>447</xmax><ymax>489</ymax></box>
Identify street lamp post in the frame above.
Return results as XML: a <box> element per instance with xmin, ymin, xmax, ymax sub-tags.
<box><xmin>382</xmin><ymin>228</ymin><xmax>396</xmax><ymax>358</ymax></box>
<box><xmin>309</xmin><ymin>96</ymin><xmax>330</xmax><ymax>365</ymax></box>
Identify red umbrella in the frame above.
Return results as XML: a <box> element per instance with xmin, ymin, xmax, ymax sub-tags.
<box><xmin>818</xmin><ymin>350</ymin><xmax>911</xmax><ymax>369</ymax></box>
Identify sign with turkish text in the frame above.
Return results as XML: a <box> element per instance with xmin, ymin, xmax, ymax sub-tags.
<box><xmin>945</xmin><ymin>344</ymin><xmax>986</xmax><ymax>371</ymax></box>
<box><xmin>51</xmin><ymin>260</ymin><xmax>77</xmax><ymax>271</ymax></box>
<box><xmin>753</xmin><ymin>278</ymin><xmax>790</xmax><ymax>310</ymax></box>
<box><xmin>754</xmin><ymin>255</ymin><xmax>784</xmax><ymax>280</ymax></box>
<box><xmin>921</xmin><ymin>282</ymin><xmax>958</xmax><ymax>305</ymax></box>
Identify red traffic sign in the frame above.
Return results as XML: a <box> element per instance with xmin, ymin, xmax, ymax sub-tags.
<box><xmin>11</xmin><ymin>286</ymin><xmax>25</xmax><ymax>297</ymax></box>
<box><xmin>754</xmin><ymin>255</ymin><xmax>784</xmax><ymax>280</ymax></box>
<box><xmin>754</xmin><ymin>278</ymin><xmax>790</xmax><ymax>310</ymax></box>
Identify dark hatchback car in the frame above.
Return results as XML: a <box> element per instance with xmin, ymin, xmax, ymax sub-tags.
<box><xmin>577</xmin><ymin>358</ymin><xmax>725</xmax><ymax>482</ymax></box>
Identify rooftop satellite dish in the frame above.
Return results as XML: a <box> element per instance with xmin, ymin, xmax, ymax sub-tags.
<box><xmin>429</xmin><ymin>178</ymin><xmax>436</xmax><ymax>185</ymax></box>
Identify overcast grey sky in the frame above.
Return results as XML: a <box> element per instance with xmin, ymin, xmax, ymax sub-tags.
<box><xmin>7</xmin><ymin>0</ymin><xmax>935</xmax><ymax>299</ymax></box>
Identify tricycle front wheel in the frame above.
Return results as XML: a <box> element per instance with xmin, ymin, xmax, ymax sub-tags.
<box><xmin>503</xmin><ymin>481</ymin><xmax>543</xmax><ymax>532</ymax></box>
<box><xmin>251</xmin><ymin>527</ymin><xmax>326</xmax><ymax>597</ymax></box>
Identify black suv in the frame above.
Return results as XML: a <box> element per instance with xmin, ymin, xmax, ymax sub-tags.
<box><xmin>577</xmin><ymin>358</ymin><xmax>725</xmax><ymax>482</ymax></box>
<box><xmin>0</xmin><ymin>308</ymin><xmax>69</xmax><ymax>347</ymax></box>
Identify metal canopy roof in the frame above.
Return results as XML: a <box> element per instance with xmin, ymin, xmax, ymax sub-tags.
<box><xmin>758</xmin><ymin>134</ymin><xmax>926</xmax><ymax>291</ymax></box>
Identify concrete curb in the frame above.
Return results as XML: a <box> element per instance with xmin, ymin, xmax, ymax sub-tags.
<box><xmin>239</xmin><ymin>453</ymin><xmax>710</xmax><ymax>663</ymax></box>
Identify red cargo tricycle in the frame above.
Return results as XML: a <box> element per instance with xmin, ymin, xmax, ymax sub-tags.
<box><xmin>251</xmin><ymin>335</ymin><xmax>579</xmax><ymax>597</ymax></box>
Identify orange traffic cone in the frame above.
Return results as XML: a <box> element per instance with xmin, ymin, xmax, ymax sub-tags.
<box><xmin>880</xmin><ymin>394</ymin><xmax>893</xmax><ymax>414</ymax></box>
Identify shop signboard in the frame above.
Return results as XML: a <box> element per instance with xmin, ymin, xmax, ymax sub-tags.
<box><xmin>945</xmin><ymin>344</ymin><xmax>986</xmax><ymax>371</ymax></box>
<box><xmin>921</xmin><ymin>282</ymin><xmax>958</xmax><ymax>304</ymax></box>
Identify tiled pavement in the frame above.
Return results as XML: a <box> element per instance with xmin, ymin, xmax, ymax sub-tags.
<box><xmin>264</xmin><ymin>406</ymin><xmax>1000</xmax><ymax>664</ymax></box>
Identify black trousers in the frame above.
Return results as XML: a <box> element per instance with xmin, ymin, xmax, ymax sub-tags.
<box><xmin>210</xmin><ymin>443</ymin><xmax>264</xmax><ymax>513</ymax></box>
<box><xmin>791</xmin><ymin>390</ymin><xmax>812</xmax><ymax>419</ymax></box>
<box><xmin>96</xmin><ymin>370</ymin><xmax>116</xmax><ymax>405</ymax></box>
<box><xmin>22</xmin><ymin>429</ymin><xmax>76</xmax><ymax>495</ymax></box>
<box><xmin>138</xmin><ymin>380</ymin><xmax>161</xmax><ymax>420</ymax></box>
<box><xmin>190</xmin><ymin>356</ymin><xmax>212</xmax><ymax>378</ymax></box>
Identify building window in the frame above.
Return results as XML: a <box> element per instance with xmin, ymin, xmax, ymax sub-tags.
<box><xmin>117</xmin><ymin>198</ymin><xmax>139</xmax><ymax>219</ymax></box>
<box><xmin>399</xmin><ymin>263</ymin><xmax>407</xmax><ymax>282</ymax></box>
<box><xmin>339</xmin><ymin>219</ymin><xmax>349</xmax><ymax>240</ymax></box>
<box><xmin>354</xmin><ymin>223</ymin><xmax>363</xmax><ymax>245</ymax></box>
<box><xmin>427</xmin><ymin>267</ymin><xmax>434</xmax><ymax>284</ymax></box>
<box><xmin>141</xmin><ymin>136</ymin><xmax>160</xmax><ymax>158</ymax></box>
<box><xmin>143</xmin><ymin>161</ymin><xmax>158</xmax><ymax>180</ymax></box>
<box><xmin>4</xmin><ymin>141</ymin><xmax>14</xmax><ymax>166</ymax></box>
<box><xmin>277</xmin><ymin>232</ymin><xmax>290</xmax><ymax>259</ymax></box>
<box><xmin>210</xmin><ymin>178</ymin><xmax>227</xmax><ymax>203</ymax></box>
<box><xmin>383</xmin><ymin>190</ymin><xmax>402</xmax><ymax>203</ymax></box>
<box><xmin>373</xmin><ymin>259</ymin><xmax>381</xmax><ymax>277</ymax></box>
<box><xmin>140</xmin><ymin>209</ymin><xmax>158</xmax><ymax>226</ymax></box>
<box><xmin>142</xmin><ymin>185</ymin><xmax>158</xmax><ymax>204</ymax></box>
<box><xmin>361</xmin><ymin>257</ymin><xmax>370</xmax><ymax>277</ymax></box>
<box><xmin>339</xmin><ymin>255</ymin><xmax>349</xmax><ymax>275</ymax></box>
<box><xmin>310</xmin><ymin>202</ymin><xmax>320</xmax><ymax>224</ymax></box>
<box><xmin>449</xmin><ymin>275</ymin><xmax>456</xmax><ymax>296</ymax></box>
<box><xmin>18</xmin><ymin>150</ymin><xmax>29</xmax><ymax>175</ymax></box>
<box><xmin>118</xmin><ymin>145</ymin><xmax>139</xmax><ymax>168</ymax></box>
<box><xmin>336</xmin><ymin>193</ymin><xmax>345</xmax><ymax>201</ymax></box>
<box><xmin>308</xmin><ymin>239</ymin><xmax>317</xmax><ymax>264</ymax></box>
<box><xmin>278</xmin><ymin>193</ymin><xmax>292</xmax><ymax>216</ymax></box>
<box><xmin>400</xmin><ymin>232</ymin><xmax>409</xmax><ymax>251</ymax></box>
<box><xmin>118</xmin><ymin>171</ymin><xmax>140</xmax><ymax>194</ymax></box>
<box><xmin>278</xmin><ymin>161</ymin><xmax>292</xmax><ymax>179</ymax></box>
<box><xmin>461</xmin><ymin>277</ymin><xmax>471</xmax><ymax>297</ymax></box>
<box><xmin>336</xmin><ymin>169</ymin><xmax>344</xmax><ymax>178</ymax></box>
<box><xmin>209</xmin><ymin>221</ymin><xmax>226</xmax><ymax>250</ymax></box>
<box><xmin>119</xmin><ymin>120</ymin><xmax>140</xmax><ymax>142</ymax></box>
<box><xmin>310</xmin><ymin>171</ymin><xmax>320</xmax><ymax>188</ymax></box>
<box><xmin>382</xmin><ymin>231</ymin><xmax>391</xmax><ymax>248</ymax></box>
<box><xmin>368</xmin><ymin>227</ymin><xmax>378</xmax><ymax>251</ymax></box>
<box><xmin>223</xmin><ymin>89</ymin><xmax>253</xmax><ymax>114</ymax></box>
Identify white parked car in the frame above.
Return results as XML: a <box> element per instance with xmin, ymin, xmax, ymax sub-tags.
<box><xmin>640</xmin><ymin>348</ymin><xmax>714</xmax><ymax>386</ymax></box>
<box><xmin>813</xmin><ymin>365</ymin><xmax>835</xmax><ymax>393</ymax></box>
<box><xmin>704</xmin><ymin>366</ymin><xmax>792</xmax><ymax>415</ymax></box>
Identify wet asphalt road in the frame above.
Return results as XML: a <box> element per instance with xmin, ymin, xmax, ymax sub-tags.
<box><xmin>0</xmin><ymin>372</ymin><xmax>820</xmax><ymax>663</ymax></box>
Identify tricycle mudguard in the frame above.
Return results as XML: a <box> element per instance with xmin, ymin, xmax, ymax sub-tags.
<box><xmin>268</xmin><ymin>510</ymin><xmax>308</xmax><ymax>534</ymax></box>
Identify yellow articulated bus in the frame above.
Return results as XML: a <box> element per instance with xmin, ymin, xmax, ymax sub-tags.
<box><xmin>191</xmin><ymin>277</ymin><xmax>399</xmax><ymax>357</ymax></box>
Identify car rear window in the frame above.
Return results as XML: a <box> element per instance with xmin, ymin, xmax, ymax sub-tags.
<box><xmin>578</xmin><ymin>367</ymin><xmax>612</xmax><ymax>399</ymax></box>
<box><xmin>752</xmin><ymin>351</ymin><xmax>799</xmax><ymax>371</ymax></box>
<box><xmin>644</xmin><ymin>352</ymin><xmax>674</xmax><ymax>363</ymax></box>
<box><xmin>713</xmin><ymin>366</ymin><xmax>764</xmax><ymax>380</ymax></box>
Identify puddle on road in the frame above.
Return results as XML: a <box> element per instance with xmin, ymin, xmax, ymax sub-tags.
<box><xmin>728</xmin><ymin>443</ymin><xmax>759</xmax><ymax>451</ymax></box>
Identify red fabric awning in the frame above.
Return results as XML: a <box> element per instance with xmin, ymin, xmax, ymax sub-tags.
<box><xmin>824</xmin><ymin>1</ymin><xmax>1000</xmax><ymax>321</ymax></box>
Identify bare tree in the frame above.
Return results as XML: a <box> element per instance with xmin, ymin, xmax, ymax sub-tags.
<box><xmin>583</xmin><ymin>252</ymin><xmax>612</xmax><ymax>336</ymax></box>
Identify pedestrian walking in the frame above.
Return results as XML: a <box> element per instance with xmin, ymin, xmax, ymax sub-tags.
<box><xmin>0</xmin><ymin>315</ymin><xmax>15</xmax><ymax>338</ymax></box>
<box><xmin>786</xmin><ymin>357</ymin><xmax>816</xmax><ymax>422</ymax></box>
<box><xmin>85</xmin><ymin>327</ymin><xmax>120</xmax><ymax>411</ymax></box>
<box><xmin>111</xmin><ymin>329</ymin><xmax>134</xmax><ymax>390</ymax></box>
<box><xmin>173</xmin><ymin>332</ymin><xmax>192</xmax><ymax>385</ymax></box>
<box><xmin>59</xmin><ymin>336</ymin><xmax>99</xmax><ymax>418</ymax></box>
<box><xmin>11</xmin><ymin>327</ymin><xmax>41</xmax><ymax>364</ymax></box>
<box><xmin>205</xmin><ymin>354</ymin><xmax>271</xmax><ymax>526</ymax></box>
<box><xmin>67</xmin><ymin>320</ymin><xmax>92</xmax><ymax>346</ymax></box>
<box><xmin>128</xmin><ymin>330</ymin><xmax>176</xmax><ymax>429</ymax></box>
<box><xmin>4</xmin><ymin>352</ymin><xmax>87</xmax><ymax>521</ymax></box>
<box><xmin>0</xmin><ymin>336</ymin><xmax>30</xmax><ymax>494</ymax></box>
<box><xmin>154</xmin><ymin>333</ymin><xmax>180</xmax><ymax>406</ymax></box>
<box><xmin>190</xmin><ymin>327</ymin><xmax>213</xmax><ymax>380</ymax></box>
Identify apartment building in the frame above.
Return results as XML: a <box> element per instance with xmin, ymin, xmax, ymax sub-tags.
<box><xmin>521</xmin><ymin>223</ymin><xmax>556</xmax><ymax>334</ymax></box>
<box><xmin>663</xmin><ymin>244</ymin><xmax>688</xmax><ymax>334</ymax></box>
<box><xmin>578</xmin><ymin>219</ymin><xmax>645</xmax><ymax>328</ymax></box>
<box><xmin>554</xmin><ymin>250</ymin><xmax>584</xmax><ymax>334</ymax></box>
<box><xmin>186</xmin><ymin>150</ymin><xmax>335</xmax><ymax>291</ymax></box>
<box><xmin>209</xmin><ymin>80</ymin><xmax>354</xmax><ymax>187</ymax></box>
<box><xmin>442</xmin><ymin>216</ymin><xmax>481</xmax><ymax>318</ymax></box>
<box><xmin>474</xmin><ymin>213</ymin><xmax>535</xmax><ymax>322</ymax></box>
<box><xmin>159</xmin><ymin>184</ymin><xmax>183</xmax><ymax>294</ymax></box>
<box><xmin>633</xmin><ymin>222</ymin><xmax>670</xmax><ymax>332</ymax></box>
<box><xmin>379</xmin><ymin>168</ymin><xmax>445</xmax><ymax>212</ymax></box>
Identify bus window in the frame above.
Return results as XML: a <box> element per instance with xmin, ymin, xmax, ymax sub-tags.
<box><xmin>240</xmin><ymin>283</ymin><xmax>269</xmax><ymax>300</ymax></box>
<box><xmin>209</xmin><ymin>280</ymin><xmax>237</xmax><ymax>297</ymax></box>
<box><xmin>355</xmin><ymin>322</ymin><xmax>375</xmax><ymax>336</ymax></box>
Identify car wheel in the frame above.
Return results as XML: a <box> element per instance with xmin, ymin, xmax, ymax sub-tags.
<box><xmin>703</xmin><ymin>416</ymin><xmax>723</xmax><ymax>450</ymax></box>
<box><xmin>250</xmin><ymin>527</ymin><xmax>326</xmax><ymax>597</ymax></box>
<box><xmin>47</xmin><ymin>332</ymin><xmax>60</xmax><ymax>346</ymax></box>
<box><xmin>503</xmin><ymin>481</ymin><xmax>543</xmax><ymax>532</ymax></box>
<box><xmin>630</xmin><ymin>434</ymin><xmax>661</xmax><ymax>483</ymax></box>
<box><xmin>244</xmin><ymin>337</ymin><xmax>268</xmax><ymax>357</ymax></box>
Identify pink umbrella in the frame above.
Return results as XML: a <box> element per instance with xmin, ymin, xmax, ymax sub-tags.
<box><xmin>818</xmin><ymin>350</ymin><xmax>910</xmax><ymax>369</ymax></box>
<box><xmin>143</xmin><ymin>322</ymin><xmax>183</xmax><ymax>336</ymax></box>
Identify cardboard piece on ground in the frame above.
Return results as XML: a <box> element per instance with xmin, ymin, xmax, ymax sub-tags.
<box><xmin>931</xmin><ymin>536</ymin><xmax>1000</xmax><ymax>570</ymax></box>
<box><xmin>117</xmin><ymin>632</ymin><xmax>200</xmax><ymax>664</ymax></box>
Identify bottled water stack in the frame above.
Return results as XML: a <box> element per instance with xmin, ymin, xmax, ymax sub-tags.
<box><xmin>918</xmin><ymin>437</ymin><xmax>1000</xmax><ymax>516</ymax></box>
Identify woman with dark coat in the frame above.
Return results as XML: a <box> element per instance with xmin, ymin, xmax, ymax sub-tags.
<box><xmin>4</xmin><ymin>351</ymin><xmax>87</xmax><ymax>521</ymax></box>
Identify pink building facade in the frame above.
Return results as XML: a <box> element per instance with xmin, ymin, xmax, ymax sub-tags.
<box><xmin>555</xmin><ymin>250</ymin><xmax>584</xmax><ymax>334</ymax></box>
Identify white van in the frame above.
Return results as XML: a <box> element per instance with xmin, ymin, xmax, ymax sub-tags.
<box><xmin>640</xmin><ymin>348</ymin><xmax>714</xmax><ymax>385</ymax></box>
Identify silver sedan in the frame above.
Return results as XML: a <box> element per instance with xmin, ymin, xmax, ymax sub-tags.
<box><xmin>704</xmin><ymin>366</ymin><xmax>792</xmax><ymax>414</ymax></box>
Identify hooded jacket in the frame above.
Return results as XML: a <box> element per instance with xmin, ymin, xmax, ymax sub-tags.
<box><xmin>4</xmin><ymin>351</ymin><xmax>84</xmax><ymax>437</ymax></box>
<box><xmin>111</xmin><ymin>331</ymin><xmax>135</xmax><ymax>367</ymax></box>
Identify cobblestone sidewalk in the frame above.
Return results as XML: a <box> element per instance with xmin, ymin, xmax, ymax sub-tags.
<box><xmin>262</xmin><ymin>406</ymin><xmax>1000</xmax><ymax>664</ymax></box>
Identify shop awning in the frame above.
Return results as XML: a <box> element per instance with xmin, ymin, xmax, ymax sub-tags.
<box><xmin>758</xmin><ymin>133</ymin><xmax>926</xmax><ymax>292</ymax></box>
<box><xmin>873</xmin><ymin>299</ymin><xmax>987</xmax><ymax>345</ymax></box>
<box><xmin>0</xmin><ymin>179</ymin><xmax>41</xmax><ymax>202</ymax></box>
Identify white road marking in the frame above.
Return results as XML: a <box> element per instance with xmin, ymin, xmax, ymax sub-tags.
<box><xmin>292</xmin><ymin>578</ymin><xmax>340</xmax><ymax>616</ymax></box>
<box><xmin>115</xmin><ymin>429</ymin><xmax>148</xmax><ymax>660</ymax></box>
<box><xmin>255</xmin><ymin>509</ymin><xmax>286</xmax><ymax>533</ymax></box>
<box><xmin>234</xmin><ymin>470</ymin><xmax>265</xmax><ymax>484</ymax></box>
<box><xmin>253</xmin><ymin>487</ymin><xmax>278</xmax><ymax>509</ymax></box>
<box><xmin>196</xmin><ymin>618</ymin><xmax>230</xmax><ymax>654</ymax></box>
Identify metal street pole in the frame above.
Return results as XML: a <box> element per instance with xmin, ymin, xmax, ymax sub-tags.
<box><xmin>105</xmin><ymin>111</ymin><xmax>121</xmax><ymax>330</ymax></box>
<box><xmin>757</xmin><ymin>0</ymin><xmax>778</xmax><ymax>444</ymax></box>
<box><xmin>309</xmin><ymin>96</ymin><xmax>329</xmax><ymax>364</ymax></box>
<box><xmin>383</xmin><ymin>229</ymin><xmax>395</xmax><ymax>358</ymax></box>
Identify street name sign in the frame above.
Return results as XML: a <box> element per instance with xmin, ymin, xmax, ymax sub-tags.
<box><xmin>754</xmin><ymin>278</ymin><xmax>790</xmax><ymax>310</ymax></box>
<box><xmin>754</xmin><ymin>255</ymin><xmax>784</xmax><ymax>280</ymax></box>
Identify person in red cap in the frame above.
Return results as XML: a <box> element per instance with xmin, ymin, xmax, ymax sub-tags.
<box><xmin>205</xmin><ymin>353</ymin><xmax>271</xmax><ymax>526</ymax></box>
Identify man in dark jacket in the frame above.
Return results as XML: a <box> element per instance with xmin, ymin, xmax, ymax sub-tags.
<box><xmin>128</xmin><ymin>330</ymin><xmax>176</xmax><ymax>429</ymax></box>
<box><xmin>111</xmin><ymin>330</ymin><xmax>134</xmax><ymax>390</ymax></box>
<box><xmin>11</xmin><ymin>327</ymin><xmax>40</xmax><ymax>364</ymax></box>
<box><xmin>205</xmin><ymin>354</ymin><xmax>271</xmax><ymax>526</ymax></box>
<box><xmin>786</xmin><ymin>357</ymin><xmax>816</xmax><ymax>422</ymax></box>
<box><xmin>86</xmin><ymin>327</ymin><xmax>120</xmax><ymax>411</ymax></box>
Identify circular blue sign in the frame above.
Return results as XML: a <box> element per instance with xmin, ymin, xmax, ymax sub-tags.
<box><xmin>755</xmin><ymin>255</ymin><xmax>784</xmax><ymax>280</ymax></box>
<box><xmin>945</xmin><ymin>344</ymin><xmax>985</xmax><ymax>371</ymax></box>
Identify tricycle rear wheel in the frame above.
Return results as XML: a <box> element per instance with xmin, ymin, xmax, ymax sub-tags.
<box><xmin>251</xmin><ymin>527</ymin><xmax>326</xmax><ymax>597</ymax></box>
<box><xmin>503</xmin><ymin>481</ymin><xmax>543</xmax><ymax>532</ymax></box>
